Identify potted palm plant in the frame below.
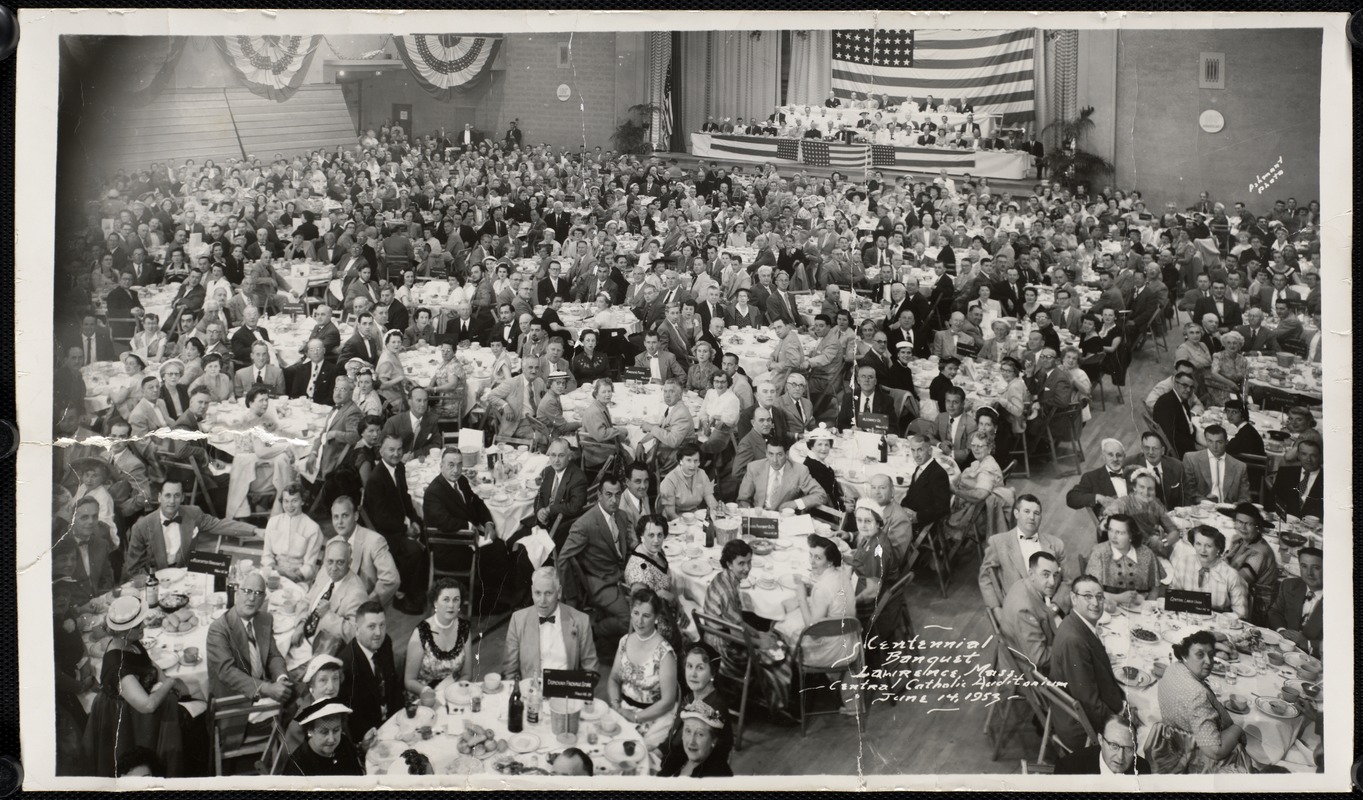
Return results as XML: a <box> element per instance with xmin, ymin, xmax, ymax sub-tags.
<box><xmin>611</xmin><ymin>103</ymin><xmax>661</xmax><ymax>156</ymax></box>
<box><xmin>1041</xmin><ymin>106</ymin><xmax>1113</xmax><ymax>192</ymax></box>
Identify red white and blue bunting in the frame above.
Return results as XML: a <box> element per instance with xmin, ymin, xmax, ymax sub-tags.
<box><xmin>214</xmin><ymin>35</ymin><xmax>323</xmax><ymax>102</ymax></box>
<box><xmin>393</xmin><ymin>35</ymin><xmax>501</xmax><ymax>100</ymax></box>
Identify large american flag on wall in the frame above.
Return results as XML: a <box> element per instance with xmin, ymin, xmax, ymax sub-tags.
<box><xmin>831</xmin><ymin>29</ymin><xmax>1036</xmax><ymax>125</ymax></box>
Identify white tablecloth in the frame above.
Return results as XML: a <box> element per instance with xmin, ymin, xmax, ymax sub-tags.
<box><xmin>406</xmin><ymin>448</ymin><xmax>549</xmax><ymax>539</ymax></box>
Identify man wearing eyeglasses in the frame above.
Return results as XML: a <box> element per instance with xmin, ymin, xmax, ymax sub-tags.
<box><xmin>206</xmin><ymin>571</ymin><xmax>295</xmax><ymax>703</ymax></box>
<box><xmin>1151</xmin><ymin>369</ymin><xmax>1199</xmax><ymax>457</ymax></box>
<box><xmin>1048</xmin><ymin>574</ymin><xmax>1126</xmax><ymax>752</ymax></box>
<box><xmin>1054</xmin><ymin>712</ymin><xmax>1151</xmax><ymax>774</ymax></box>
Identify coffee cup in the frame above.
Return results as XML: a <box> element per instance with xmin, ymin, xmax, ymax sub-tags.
<box><xmin>266</xmin><ymin>573</ymin><xmax>282</xmax><ymax>591</ymax></box>
<box><xmin>1265</xmin><ymin>650</ymin><xmax>1285</xmax><ymax>666</ymax></box>
<box><xmin>623</xmin><ymin>740</ymin><xmax>637</xmax><ymax>757</ymax></box>
<box><xmin>182</xmin><ymin>646</ymin><xmax>200</xmax><ymax>664</ymax></box>
<box><xmin>1280</xmin><ymin>685</ymin><xmax>1300</xmax><ymax>703</ymax></box>
<box><xmin>1298</xmin><ymin>664</ymin><xmax>1320</xmax><ymax>682</ymax></box>
<box><xmin>1150</xmin><ymin>660</ymin><xmax>1167</xmax><ymax>679</ymax></box>
<box><xmin>1225</xmin><ymin>694</ymin><xmax>1247</xmax><ymax>714</ymax></box>
<box><xmin>1301</xmin><ymin>682</ymin><xmax>1320</xmax><ymax>700</ymax></box>
<box><xmin>483</xmin><ymin>672</ymin><xmax>502</xmax><ymax>692</ymax></box>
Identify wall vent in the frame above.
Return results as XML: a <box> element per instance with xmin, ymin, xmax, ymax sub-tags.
<box><xmin>1199</xmin><ymin>53</ymin><xmax>1225</xmax><ymax>89</ymax></box>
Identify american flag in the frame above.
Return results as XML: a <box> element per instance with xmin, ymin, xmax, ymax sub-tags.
<box><xmin>871</xmin><ymin>144</ymin><xmax>898</xmax><ymax>167</ymax></box>
<box><xmin>775</xmin><ymin>139</ymin><xmax>801</xmax><ymax>161</ymax></box>
<box><xmin>801</xmin><ymin>140</ymin><xmax>869</xmax><ymax>172</ymax></box>
<box><xmin>832</xmin><ymin>29</ymin><xmax>1036</xmax><ymax>125</ymax></box>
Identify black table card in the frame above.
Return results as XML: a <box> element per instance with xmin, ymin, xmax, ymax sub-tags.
<box><xmin>856</xmin><ymin>412</ymin><xmax>889</xmax><ymax>434</ymax></box>
<box><xmin>622</xmin><ymin>366</ymin><xmax>651</xmax><ymax>382</ymax></box>
<box><xmin>744</xmin><ymin>516</ymin><xmax>780</xmax><ymax>539</ymax></box>
<box><xmin>543</xmin><ymin>669</ymin><xmax>598</xmax><ymax>701</ymax></box>
<box><xmin>1164</xmin><ymin>589</ymin><xmax>1213</xmax><ymax>616</ymax></box>
<box><xmin>187</xmin><ymin>550</ymin><xmax>233</xmax><ymax>591</ymax></box>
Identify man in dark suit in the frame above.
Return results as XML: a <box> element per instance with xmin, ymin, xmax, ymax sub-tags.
<box><xmin>377</xmin><ymin>285</ymin><xmax>409</xmax><ymax>334</ymax></box>
<box><xmin>60</xmin><ymin>496</ymin><xmax>116</xmax><ymax>601</ymax></box>
<box><xmin>1027</xmin><ymin>350</ymin><xmax>1075</xmax><ymax>441</ymax></box>
<box><xmin>422</xmin><ymin>448</ymin><xmax>511</xmax><ymax>613</ymax></box>
<box><xmin>900</xmin><ymin>435</ymin><xmax>952</xmax><ymax>530</ymax></box>
<box><xmin>229</xmin><ymin>306</ymin><xmax>273</xmax><ymax>371</ymax></box>
<box><xmin>543</xmin><ymin>204</ymin><xmax>573</xmax><ymax>246</ymax></box>
<box><xmin>339</xmin><ymin>601</ymin><xmax>405</xmax><ymax>742</ymax></box>
<box><xmin>1151</xmin><ymin>373</ymin><xmax>1199</xmax><ymax>458</ymax></box>
<box><xmin>205</xmin><ymin>571</ymin><xmax>293</xmax><ymax>703</ymax></box>
<box><xmin>538</xmin><ymin>261</ymin><xmax>570</xmax><ymax>303</ymax></box>
<box><xmin>1264</xmin><ymin>546</ymin><xmax>1322</xmax><ymax>655</ymax></box>
<box><xmin>303</xmin><ymin>304</ymin><xmax>342</xmax><ymax>363</ymax></box>
<box><xmin>440</xmin><ymin>304</ymin><xmax>488</xmax><ymax>348</ymax></box>
<box><xmin>1054</xmin><ymin>713</ymin><xmax>1151</xmax><ymax>774</ymax></box>
<box><xmin>523</xmin><ymin>438</ymin><xmax>589</xmax><ymax>543</ymax></box>
<box><xmin>557</xmin><ymin>475</ymin><xmax>635</xmax><ymax>641</ymax></box>
<box><xmin>105</xmin><ymin>272</ymin><xmax>144</xmax><ymax>320</ymax></box>
<box><xmin>70</xmin><ymin>316</ymin><xmax>118</xmax><ymax>364</ymax></box>
<box><xmin>1192</xmin><ymin>279</ymin><xmax>1243</xmax><ymax>331</ymax></box>
<box><xmin>1123</xmin><ymin>431</ymin><xmax>1186</xmax><ymax>509</ymax></box>
<box><xmin>339</xmin><ymin>312</ymin><xmax>381</xmax><ymax>367</ymax></box>
<box><xmin>1267</xmin><ymin>439</ymin><xmax>1322</xmax><ymax>519</ymax></box>
<box><xmin>362</xmin><ymin>434</ymin><xmax>427</xmax><ymax>614</ymax></box>
<box><xmin>286</xmin><ymin>338</ymin><xmax>337</xmax><ymax>404</ymax></box>
<box><xmin>836</xmin><ymin>365</ymin><xmax>899</xmax><ymax>433</ymax></box>
<box><xmin>126</xmin><ymin>249</ymin><xmax>163</xmax><ymax>286</ymax></box>
<box><xmin>1048</xmin><ymin>574</ymin><xmax>1126</xmax><ymax>751</ymax></box>
<box><xmin>1066</xmin><ymin>438</ymin><xmax>1132</xmax><ymax>521</ymax></box>
<box><xmin>381</xmin><ymin>387</ymin><xmax>441</xmax><ymax>457</ymax></box>
<box><xmin>1222</xmin><ymin>400</ymin><xmax>1265</xmax><ymax>460</ymax></box>
<box><xmin>1234</xmin><ymin>308</ymin><xmax>1280</xmax><ymax>355</ymax></box>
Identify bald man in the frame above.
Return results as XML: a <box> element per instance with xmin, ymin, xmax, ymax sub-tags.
<box><xmin>297</xmin><ymin>539</ymin><xmax>370</xmax><ymax>644</ymax></box>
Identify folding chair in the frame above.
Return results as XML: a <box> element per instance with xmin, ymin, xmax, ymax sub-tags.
<box><xmin>692</xmin><ymin>609</ymin><xmax>756</xmax><ymax>751</ymax></box>
<box><xmin>210</xmin><ymin>694</ymin><xmax>284</xmax><ymax>776</ymax></box>
<box><xmin>868</xmin><ymin>570</ymin><xmax>916</xmax><ymax>644</ymax></box>
<box><xmin>255</xmin><ymin>719</ymin><xmax>289</xmax><ymax>776</ymax></box>
<box><xmin>1238</xmin><ymin>452</ymin><xmax>1269</xmax><ymax>505</ymax></box>
<box><xmin>914</xmin><ymin>518</ymin><xmax>952</xmax><ymax>598</ymax></box>
<box><xmin>159</xmin><ymin>453</ymin><xmax>219</xmax><ymax>517</ymax></box>
<box><xmin>983</xmin><ymin>607</ymin><xmax>1050</xmax><ymax>761</ymax></box>
<box><xmin>793</xmin><ymin>617</ymin><xmax>866</xmax><ymax>736</ymax></box>
<box><xmin>1039</xmin><ymin>402</ymin><xmax>1085</xmax><ymax>478</ymax></box>
<box><xmin>105</xmin><ymin>316</ymin><xmax>139</xmax><ymax>348</ymax></box>
<box><xmin>429</xmin><ymin>525</ymin><xmax>479</xmax><ymax>622</ymax></box>
<box><xmin>1032</xmin><ymin>675</ymin><xmax>1099</xmax><ymax>765</ymax></box>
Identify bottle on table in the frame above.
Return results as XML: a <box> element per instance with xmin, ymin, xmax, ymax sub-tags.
<box><xmin>878</xmin><ymin>434</ymin><xmax>889</xmax><ymax>463</ymax></box>
<box><xmin>507</xmin><ymin>681</ymin><xmax>524</xmax><ymax>734</ymax></box>
<box><xmin>525</xmin><ymin>673</ymin><xmax>542</xmax><ymax>725</ymax></box>
<box><xmin>145</xmin><ymin>569</ymin><xmax>160</xmax><ymax>610</ymax></box>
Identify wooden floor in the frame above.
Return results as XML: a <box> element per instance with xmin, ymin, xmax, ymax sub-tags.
<box><xmin>372</xmin><ymin>335</ymin><xmax>1171</xmax><ymax>776</ymax></box>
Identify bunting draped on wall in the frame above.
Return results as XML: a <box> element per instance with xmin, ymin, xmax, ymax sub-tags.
<box><xmin>214</xmin><ymin>35</ymin><xmax>323</xmax><ymax>102</ymax></box>
<box><xmin>392</xmin><ymin>35</ymin><xmax>501</xmax><ymax>101</ymax></box>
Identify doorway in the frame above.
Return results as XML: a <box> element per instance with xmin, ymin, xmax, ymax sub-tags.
<box><xmin>392</xmin><ymin>103</ymin><xmax>414</xmax><ymax>138</ymax></box>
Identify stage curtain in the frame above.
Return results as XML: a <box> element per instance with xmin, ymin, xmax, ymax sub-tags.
<box><xmin>677</xmin><ymin>31</ymin><xmax>711</xmax><ymax>141</ymax></box>
<box><xmin>786</xmin><ymin>30</ymin><xmax>831</xmax><ymax>107</ymax></box>
<box><xmin>708</xmin><ymin>31</ymin><xmax>781</xmax><ymax>128</ymax></box>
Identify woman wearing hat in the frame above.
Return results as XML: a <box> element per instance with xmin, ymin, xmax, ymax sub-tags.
<box><xmin>977</xmin><ymin>320</ymin><xmax>1016</xmax><ymax>363</ymax></box>
<box><xmin>83</xmin><ymin>596</ymin><xmax>191</xmax><ymax>777</ymax></box>
<box><xmin>1223</xmin><ymin>503</ymin><xmax>1281</xmax><ymax>626</ymax></box>
<box><xmin>283</xmin><ymin>699</ymin><xmax>364</xmax><ymax>776</ymax></box>
<box><xmin>658</xmin><ymin>697</ymin><xmax>734</xmax><ymax>778</ymax></box>
<box><xmin>283</xmin><ymin>654</ymin><xmax>346</xmax><ymax>755</ymax></box>
<box><xmin>802</xmin><ymin>425</ymin><xmax>845</xmax><ymax>511</ymax></box>
<box><xmin>186</xmin><ymin>354</ymin><xmax>234</xmax><ymax>406</ymax></box>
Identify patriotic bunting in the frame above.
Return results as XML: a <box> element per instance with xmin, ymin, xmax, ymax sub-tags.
<box><xmin>393</xmin><ymin>35</ymin><xmax>501</xmax><ymax>101</ymax></box>
<box><xmin>214</xmin><ymin>35</ymin><xmax>322</xmax><ymax>102</ymax></box>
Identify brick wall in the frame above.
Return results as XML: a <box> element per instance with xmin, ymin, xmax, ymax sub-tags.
<box><xmin>492</xmin><ymin>32</ymin><xmax>623</xmax><ymax>151</ymax></box>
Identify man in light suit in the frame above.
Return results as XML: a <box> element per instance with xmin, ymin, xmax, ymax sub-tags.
<box><xmin>206</xmin><ymin>571</ymin><xmax>294</xmax><ymax>702</ymax></box>
<box><xmin>231</xmin><ymin>340</ymin><xmax>287</xmax><ymax>398</ymax></box>
<box><xmin>637</xmin><ymin>379</ymin><xmax>695</xmax><ymax>474</ymax></box>
<box><xmin>804</xmin><ymin>315</ymin><xmax>846</xmax><ymax>422</ymax></box>
<box><xmin>656</xmin><ymin>303</ymin><xmax>694</xmax><ymax>366</ymax></box>
<box><xmin>978</xmin><ymin>495</ymin><xmax>1068</xmax><ymax>608</ymax></box>
<box><xmin>381</xmin><ymin>386</ymin><xmax>441</xmax><ymax>458</ymax></box>
<box><xmin>773</xmin><ymin>373</ymin><xmax>816</xmax><ymax>444</ymax></box>
<box><xmin>558</xmin><ymin>476</ymin><xmax>634</xmax><ymax>640</ymax></box>
<box><xmin>128</xmin><ymin>377</ymin><xmax>170</xmax><ymax>436</ymax></box>
<box><xmin>304</xmin><ymin>377</ymin><xmax>362</xmax><ymax>482</ymax></box>
<box><xmin>738</xmin><ymin>437</ymin><xmax>828</xmax><ymax>511</ymax></box>
<box><xmin>339</xmin><ymin>601</ymin><xmax>405</xmax><ymax>742</ymax></box>
<box><xmin>503</xmin><ymin>567</ymin><xmax>601</xmax><ymax>682</ymax></box>
<box><xmin>634</xmin><ymin>331</ymin><xmax>687</xmax><ymax>384</ymax></box>
<box><xmin>999</xmin><ymin>550</ymin><xmax>1063</xmax><ymax>673</ymax></box>
<box><xmin>932</xmin><ymin>386</ymin><xmax>977</xmax><ymax>468</ymax></box>
<box><xmin>619</xmin><ymin>462</ymin><xmax>653</xmax><ymax>532</ymax></box>
<box><xmin>486</xmin><ymin>357</ymin><xmax>545</xmax><ymax>440</ymax></box>
<box><xmin>766</xmin><ymin>317</ymin><xmax>806</xmax><ymax>396</ymax></box>
<box><xmin>1264</xmin><ymin>546</ymin><xmax>1322</xmax><ymax>655</ymax></box>
<box><xmin>1048</xmin><ymin>574</ymin><xmax>1125</xmax><ymax>751</ymax></box>
<box><xmin>1027</xmin><ymin>349</ymin><xmax>1075</xmax><ymax>442</ymax></box>
<box><xmin>1182</xmin><ymin>425</ymin><xmax>1250</xmax><ymax>506</ymax></box>
<box><xmin>1052</xmin><ymin>288</ymin><xmax>1085</xmax><ymax>337</ymax></box>
<box><xmin>363</xmin><ymin>434</ymin><xmax>427</xmax><ymax>614</ymax></box>
<box><xmin>329</xmin><ymin>495</ymin><xmax>401</xmax><ymax>606</ymax></box>
<box><xmin>124</xmin><ymin>479</ymin><xmax>260</xmax><ymax>573</ymax></box>
<box><xmin>931</xmin><ymin>312</ymin><xmax>970</xmax><ymax>359</ymax></box>
<box><xmin>294</xmin><ymin>539</ymin><xmax>370</xmax><ymax>645</ymax></box>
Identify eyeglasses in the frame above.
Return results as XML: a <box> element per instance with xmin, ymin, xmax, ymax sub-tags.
<box><xmin>238</xmin><ymin>588</ymin><xmax>266</xmax><ymax>598</ymax></box>
<box><xmin>1074</xmin><ymin>591</ymin><xmax>1105</xmax><ymax>603</ymax></box>
<box><xmin>1100</xmin><ymin>735</ymin><xmax>1135</xmax><ymax>753</ymax></box>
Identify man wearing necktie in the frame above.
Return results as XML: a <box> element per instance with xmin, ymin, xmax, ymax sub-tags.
<box><xmin>205</xmin><ymin>571</ymin><xmax>293</xmax><ymax>702</ymax></box>
<box><xmin>232</xmin><ymin>340</ymin><xmax>285</xmax><ymax>398</ymax></box>
<box><xmin>1268</xmin><ymin>438</ymin><xmax>1322</xmax><ymax>519</ymax></box>
<box><xmin>297</xmin><ymin>539</ymin><xmax>369</xmax><ymax>644</ymax></box>
<box><xmin>558</xmin><ymin>476</ymin><xmax>634</xmax><ymax>640</ymax></box>
<box><xmin>340</xmin><ymin>602</ymin><xmax>404</xmax><ymax>743</ymax></box>
<box><xmin>1184</xmin><ymin>425</ymin><xmax>1249</xmax><ymax>506</ymax></box>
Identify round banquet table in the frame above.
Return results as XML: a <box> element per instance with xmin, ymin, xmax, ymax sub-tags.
<box><xmin>365</xmin><ymin>677</ymin><xmax>648</xmax><ymax>777</ymax></box>
<box><xmin>406</xmin><ymin>446</ymin><xmax>549</xmax><ymax>540</ymax></box>
<box><xmin>1096</xmin><ymin>601</ymin><xmax>1320</xmax><ymax>769</ymax></box>
<box><xmin>1165</xmin><ymin>501</ymin><xmax>1319</xmax><ymax>579</ymax></box>
<box><xmin>398</xmin><ymin>342</ymin><xmax>515</xmax><ymax>413</ymax></box>
<box><xmin>75</xmin><ymin>565</ymin><xmax>309</xmax><ymax>712</ymax></box>
<box><xmin>711</xmin><ymin>327</ymin><xmax>816</xmax><ymax>381</ymax></box>
<box><xmin>202</xmin><ymin>396</ymin><xmax>333</xmax><ymax>518</ymax></box>
<box><xmin>136</xmin><ymin>282</ymin><xmax>184</xmax><ymax>331</ymax></box>
<box><xmin>81</xmin><ymin>361</ymin><xmax>149</xmax><ymax>415</ymax></box>
<box><xmin>280</xmin><ymin>260</ymin><xmax>335</xmax><ymax>296</ymax></box>
<box><xmin>1243</xmin><ymin>355</ymin><xmax>1323</xmax><ymax>403</ymax></box>
<box><xmin>556</xmin><ymin>303</ymin><xmax>642</xmax><ymax>341</ymax></box>
<box><xmin>787</xmin><ymin>431</ymin><xmax>959</xmax><ymax>505</ymax></box>
<box><xmin>558</xmin><ymin>381</ymin><xmax>704</xmax><ymax>450</ymax></box>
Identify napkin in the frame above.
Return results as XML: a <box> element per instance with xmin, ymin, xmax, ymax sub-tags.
<box><xmin>516</xmin><ymin>528</ymin><xmax>556</xmax><ymax>570</ymax></box>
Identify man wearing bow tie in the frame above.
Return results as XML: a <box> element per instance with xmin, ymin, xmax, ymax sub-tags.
<box><xmin>1066</xmin><ymin>438</ymin><xmax>1131</xmax><ymax>526</ymax></box>
<box><xmin>1265</xmin><ymin>546</ymin><xmax>1322</xmax><ymax>656</ymax></box>
<box><xmin>124</xmin><ymin>479</ymin><xmax>261</xmax><ymax>573</ymax></box>
<box><xmin>502</xmin><ymin>567</ymin><xmax>600</xmax><ymax>682</ymax></box>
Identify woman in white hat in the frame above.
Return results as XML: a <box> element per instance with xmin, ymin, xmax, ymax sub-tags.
<box><xmin>83</xmin><ymin>595</ymin><xmax>191</xmax><ymax>777</ymax></box>
<box><xmin>282</xmin><ymin>654</ymin><xmax>346</xmax><ymax>755</ymax></box>
<box><xmin>657</xmin><ymin>698</ymin><xmax>733</xmax><ymax>778</ymax></box>
<box><xmin>802</xmin><ymin>424</ymin><xmax>845</xmax><ymax>510</ymax></box>
<box><xmin>283</xmin><ymin>699</ymin><xmax>363</xmax><ymax>776</ymax></box>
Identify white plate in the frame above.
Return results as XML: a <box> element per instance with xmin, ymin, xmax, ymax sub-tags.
<box><xmin>1283</xmin><ymin>652</ymin><xmax>1319</xmax><ymax>672</ymax></box>
<box><xmin>1255</xmin><ymin>696</ymin><xmax>1300</xmax><ymax>719</ymax></box>
<box><xmin>680</xmin><ymin>560</ymin><xmax>714</xmax><ymax>578</ymax></box>
<box><xmin>579</xmin><ymin>701</ymin><xmax>608</xmax><ymax>721</ymax></box>
<box><xmin>157</xmin><ymin>568</ymin><xmax>188</xmax><ymax>583</ymax></box>
<box><xmin>604</xmin><ymin>740</ymin><xmax>646</xmax><ymax>765</ymax></box>
<box><xmin>508</xmin><ymin>732</ymin><xmax>541</xmax><ymax>754</ymax></box>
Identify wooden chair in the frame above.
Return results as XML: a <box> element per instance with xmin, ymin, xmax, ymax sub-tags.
<box><xmin>808</xmin><ymin>504</ymin><xmax>849</xmax><ymax>532</ymax></box>
<box><xmin>692</xmin><ymin>609</ymin><xmax>756</xmax><ymax>751</ymax></box>
<box><xmin>210</xmin><ymin>694</ymin><xmax>284</xmax><ymax>776</ymax></box>
<box><xmin>1007</xmin><ymin>425</ymin><xmax>1032</xmax><ymax>479</ymax></box>
<box><xmin>1032</xmin><ymin>676</ymin><xmax>1099</xmax><ymax>764</ymax></box>
<box><xmin>1019</xmin><ymin>759</ymin><xmax>1054</xmax><ymax>775</ymax></box>
<box><xmin>1238</xmin><ymin>452</ymin><xmax>1270</xmax><ymax>505</ymax></box>
<box><xmin>1039</xmin><ymin>402</ymin><xmax>1085</xmax><ymax>477</ymax></box>
<box><xmin>868</xmin><ymin>570</ymin><xmax>916</xmax><ymax>644</ymax></box>
<box><xmin>1278</xmin><ymin>336</ymin><xmax>1308</xmax><ymax>358</ymax></box>
<box><xmin>159</xmin><ymin>453</ymin><xmax>219</xmax><ymax>517</ymax></box>
<box><xmin>984</xmin><ymin>607</ymin><xmax>1050</xmax><ymax>761</ymax></box>
<box><xmin>793</xmin><ymin>617</ymin><xmax>866</xmax><ymax>737</ymax></box>
<box><xmin>914</xmin><ymin>519</ymin><xmax>952</xmax><ymax>598</ymax></box>
<box><xmin>105</xmin><ymin>316</ymin><xmax>139</xmax><ymax>347</ymax></box>
<box><xmin>428</xmin><ymin>525</ymin><xmax>479</xmax><ymax>622</ymax></box>
<box><xmin>254</xmin><ymin>720</ymin><xmax>289</xmax><ymax>776</ymax></box>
